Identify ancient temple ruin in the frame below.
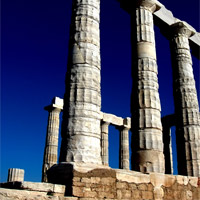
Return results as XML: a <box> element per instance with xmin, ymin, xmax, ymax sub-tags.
<box><xmin>1</xmin><ymin>0</ymin><xmax>200</xmax><ymax>199</ymax></box>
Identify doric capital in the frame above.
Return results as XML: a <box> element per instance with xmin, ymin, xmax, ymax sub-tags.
<box><xmin>117</xmin><ymin>0</ymin><xmax>160</xmax><ymax>13</ymax></box>
<box><xmin>136</xmin><ymin>0</ymin><xmax>160</xmax><ymax>12</ymax></box>
<box><xmin>170</xmin><ymin>21</ymin><xmax>195</xmax><ymax>38</ymax></box>
<box><xmin>101</xmin><ymin>121</ymin><xmax>110</xmax><ymax>133</ymax></box>
<box><xmin>44</xmin><ymin>105</ymin><xmax>62</xmax><ymax>113</ymax></box>
<box><xmin>44</xmin><ymin>97</ymin><xmax>63</xmax><ymax>112</ymax></box>
<box><xmin>116</xmin><ymin>125</ymin><xmax>130</xmax><ymax>133</ymax></box>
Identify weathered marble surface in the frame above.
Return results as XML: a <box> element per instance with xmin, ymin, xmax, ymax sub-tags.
<box><xmin>101</xmin><ymin>122</ymin><xmax>109</xmax><ymax>166</ymax></box>
<box><xmin>0</xmin><ymin>188</ymin><xmax>77</xmax><ymax>200</ymax></box>
<box><xmin>59</xmin><ymin>0</ymin><xmax>102</xmax><ymax>165</ymax></box>
<box><xmin>118</xmin><ymin>127</ymin><xmax>130</xmax><ymax>170</ymax></box>
<box><xmin>42</xmin><ymin>97</ymin><xmax>63</xmax><ymax>182</ymax></box>
<box><xmin>130</xmin><ymin>0</ymin><xmax>165</xmax><ymax>173</ymax></box>
<box><xmin>7</xmin><ymin>168</ymin><xmax>24</xmax><ymax>182</ymax></box>
<box><xmin>170</xmin><ymin>22</ymin><xmax>200</xmax><ymax>177</ymax></box>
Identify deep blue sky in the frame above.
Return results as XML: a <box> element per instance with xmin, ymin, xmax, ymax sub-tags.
<box><xmin>1</xmin><ymin>0</ymin><xmax>199</xmax><ymax>182</ymax></box>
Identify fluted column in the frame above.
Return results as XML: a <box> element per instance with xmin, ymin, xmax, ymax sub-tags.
<box><xmin>59</xmin><ymin>0</ymin><xmax>102</xmax><ymax>164</ymax></box>
<box><xmin>118</xmin><ymin>126</ymin><xmax>130</xmax><ymax>170</ymax></box>
<box><xmin>7</xmin><ymin>168</ymin><xmax>24</xmax><ymax>182</ymax></box>
<box><xmin>42</xmin><ymin>97</ymin><xmax>63</xmax><ymax>182</ymax></box>
<box><xmin>170</xmin><ymin>22</ymin><xmax>200</xmax><ymax>177</ymax></box>
<box><xmin>131</xmin><ymin>0</ymin><xmax>165</xmax><ymax>173</ymax></box>
<box><xmin>101</xmin><ymin>122</ymin><xmax>109</xmax><ymax>166</ymax></box>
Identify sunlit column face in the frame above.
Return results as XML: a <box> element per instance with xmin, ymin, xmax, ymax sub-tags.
<box><xmin>131</xmin><ymin>0</ymin><xmax>165</xmax><ymax>174</ymax></box>
<box><xmin>170</xmin><ymin>22</ymin><xmax>200</xmax><ymax>177</ymax></box>
<box><xmin>59</xmin><ymin>0</ymin><xmax>102</xmax><ymax>165</ymax></box>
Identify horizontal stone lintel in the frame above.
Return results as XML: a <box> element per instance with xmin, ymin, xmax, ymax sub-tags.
<box><xmin>44</xmin><ymin>97</ymin><xmax>131</xmax><ymax>128</ymax></box>
<box><xmin>153</xmin><ymin>4</ymin><xmax>199</xmax><ymax>59</ymax></box>
<box><xmin>100</xmin><ymin>112</ymin><xmax>131</xmax><ymax>129</ymax></box>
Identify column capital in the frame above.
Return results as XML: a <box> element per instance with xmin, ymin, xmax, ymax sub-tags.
<box><xmin>44</xmin><ymin>97</ymin><xmax>63</xmax><ymax>112</ymax></box>
<box><xmin>101</xmin><ymin>121</ymin><xmax>110</xmax><ymax>126</ymax></box>
<box><xmin>117</xmin><ymin>0</ymin><xmax>161</xmax><ymax>13</ymax></box>
<box><xmin>101</xmin><ymin>121</ymin><xmax>110</xmax><ymax>133</ymax></box>
<box><xmin>44</xmin><ymin>105</ymin><xmax>63</xmax><ymax>112</ymax></box>
<box><xmin>116</xmin><ymin>125</ymin><xmax>130</xmax><ymax>132</ymax></box>
<box><xmin>170</xmin><ymin>21</ymin><xmax>195</xmax><ymax>38</ymax></box>
<box><xmin>136</xmin><ymin>0</ymin><xmax>159</xmax><ymax>12</ymax></box>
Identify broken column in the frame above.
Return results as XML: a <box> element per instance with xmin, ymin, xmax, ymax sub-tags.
<box><xmin>59</xmin><ymin>0</ymin><xmax>102</xmax><ymax>165</ymax></box>
<box><xmin>169</xmin><ymin>22</ymin><xmax>200</xmax><ymax>177</ymax></box>
<box><xmin>42</xmin><ymin>97</ymin><xmax>63</xmax><ymax>182</ymax></box>
<box><xmin>101</xmin><ymin>122</ymin><xmax>109</xmax><ymax>166</ymax></box>
<box><xmin>130</xmin><ymin>0</ymin><xmax>165</xmax><ymax>173</ymax></box>
<box><xmin>7</xmin><ymin>168</ymin><xmax>24</xmax><ymax>182</ymax></box>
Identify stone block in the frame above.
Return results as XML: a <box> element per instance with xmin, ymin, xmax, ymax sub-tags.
<box><xmin>189</xmin><ymin>177</ymin><xmax>198</xmax><ymax>187</ymax></box>
<box><xmin>116</xmin><ymin>182</ymin><xmax>128</xmax><ymax>189</ymax></box>
<box><xmin>116</xmin><ymin>169</ymin><xmax>150</xmax><ymax>184</ymax></box>
<box><xmin>0</xmin><ymin>188</ymin><xmax>60</xmax><ymax>200</ymax></box>
<box><xmin>176</xmin><ymin>175</ymin><xmax>189</xmax><ymax>185</ymax></box>
<box><xmin>0</xmin><ymin>181</ymin><xmax>66</xmax><ymax>195</ymax></box>
<box><xmin>122</xmin><ymin>189</ymin><xmax>132</xmax><ymax>198</ymax></box>
<box><xmin>101</xmin><ymin>177</ymin><xmax>115</xmax><ymax>185</ymax></box>
<box><xmin>81</xmin><ymin>178</ymin><xmax>91</xmax><ymax>184</ymax></box>
<box><xmin>150</xmin><ymin>173</ymin><xmax>165</xmax><ymax>187</ymax></box>
<box><xmin>73</xmin><ymin>181</ymin><xmax>86</xmax><ymax>187</ymax></box>
<box><xmin>52</xmin><ymin>97</ymin><xmax>63</xmax><ymax>109</ymax></box>
<box><xmin>138</xmin><ymin>183</ymin><xmax>147</xmax><ymax>191</ymax></box>
<box><xmin>98</xmin><ymin>191</ymin><xmax>115</xmax><ymax>199</ymax></box>
<box><xmin>117</xmin><ymin>190</ymin><xmax>122</xmax><ymax>199</ymax></box>
<box><xmin>102</xmin><ymin>113</ymin><xmax>123</xmax><ymax>126</ymax></box>
<box><xmin>83</xmin><ymin>191</ymin><xmax>97</xmax><ymax>198</ymax></box>
<box><xmin>142</xmin><ymin>191</ymin><xmax>153</xmax><ymax>199</ymax></box>
<box><xmin>90</xmin><ymin>177</ymin><xmax>100</xmax><ymax>184</ymax></box>
<box><xmin>131</xmin><ymin>190</ymin><xmax>142</xmax><ymax>200</ymax></box>
<box><xmin>129</xmin><ymin>183</ymin><xmax>137</xmax><ymax>190</ymax></box>
<box><xmin>23</xmin><ymin>182</ymin><xmax>65</xmax><ymax>194</ymax></box>
<box><xmin>73</xmin><ymin>186</ymin><xmax>84</xmax><ymax>197</ymax></box>
<box><xmin>154</xmin><ymin>187</ymin><xmax>164</xmax><ymax>200</ymax></box>
<box><xmin>163</xmin><ymin>175</ymin><xmax>175</xmax><ymax>187</ymax></box>
<box><xmin>73</xmin><ymin>177</ymin><xmax>81</xmax><ymax>182</ymax></box>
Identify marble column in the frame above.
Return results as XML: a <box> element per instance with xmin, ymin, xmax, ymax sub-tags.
<box><xmin>101</xmin><ymin>122</ymin><xmax>109</xmax><ymax>166</ymax></box>
<box><xmin>59</xmin><ymin>0</ymin><xmax>102</xmax><ymax>165</ymax></box>
<box><xmin>131</xmin><ymin>0</ymin><xmax>165</xmax><ymax>173</ymax></box>
<box><xmin>42</xmin><ymin>97</ymin><xmax>63</xmax><ymax>182</ymax></box>
<box><xmin>170</xmin><ymin>22</ymin><xmax>200</xmax><ymax>177</ymax></box>
<box><xmin>118</xmin><ymin>126</ymin><xmax>130</xmax><ymax>170</ymax></box>
<box><xmin>7</xmin><ymin>168</ymin><xmax>24</xmax><ymax>182</ymax></box>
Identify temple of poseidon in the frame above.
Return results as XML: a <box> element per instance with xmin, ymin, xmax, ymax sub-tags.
<box><xmin>1</xmin><ymin>0</ymin><xmax>200</xmax><ymax>199</ymax></box>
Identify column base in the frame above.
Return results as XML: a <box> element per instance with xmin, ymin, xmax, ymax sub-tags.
<box><xmin>132</xmin><ymin>150</ymin><xmax>165</xmax><ymax>173</ymax></box>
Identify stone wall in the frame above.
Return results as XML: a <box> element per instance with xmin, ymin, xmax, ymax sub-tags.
<box><xmin>1</xmin><ymin>169</ymin><xmax>200</xmax><ymax>200</ymax></box>
<box><xmin>71</xmin><ymin>168</ymin><xmax>200</xmax><ymax>200</ymax></box>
